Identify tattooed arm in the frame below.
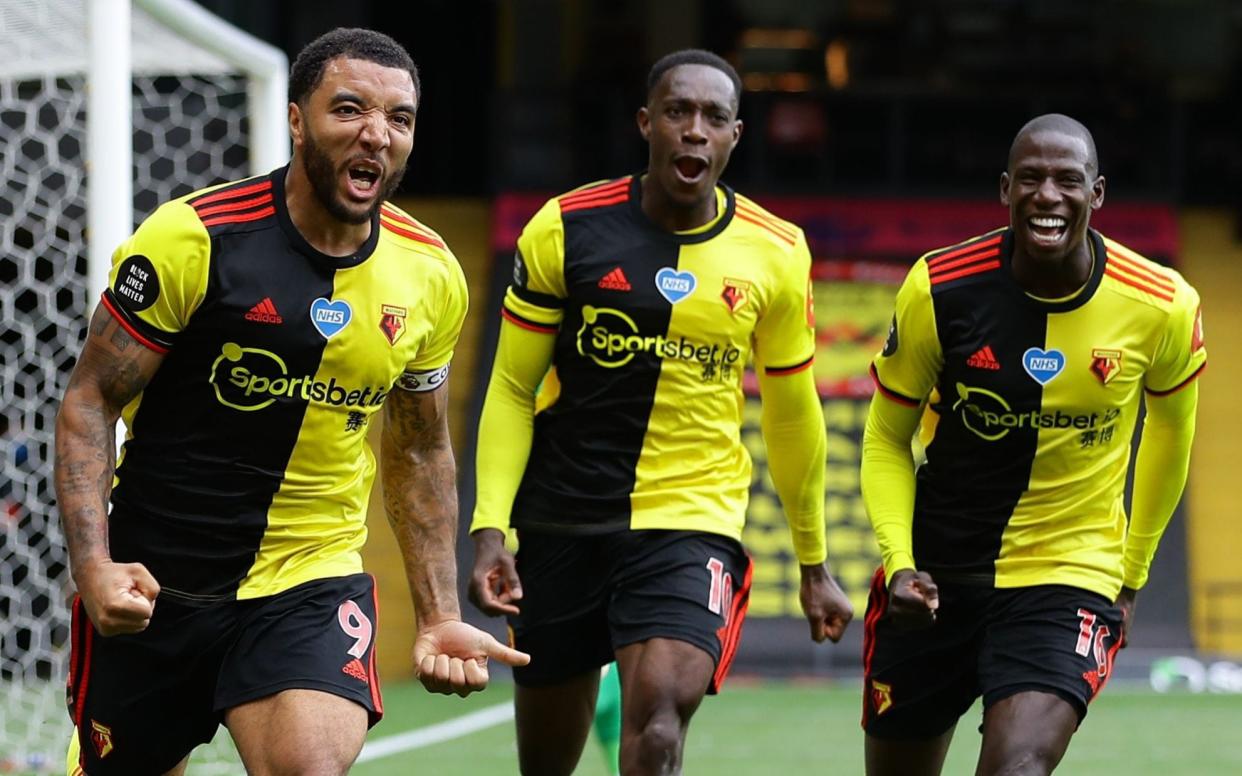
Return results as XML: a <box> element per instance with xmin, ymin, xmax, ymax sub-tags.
<box><xmin>381</xmin><ymin>384</ymin><xmax>529</xmax><ymax>696</ymax></box>
<box><xmin>54</xmin><ymin>304</ymin><xmax>164</xmax><ymax>635</ymax></box>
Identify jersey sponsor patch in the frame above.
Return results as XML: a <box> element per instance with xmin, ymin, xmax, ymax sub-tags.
<box><xmin>112</xmin><ymin>255</ymin><xmax>160</xmax><ymax>311</ymax></box>
<box><xmin>1022</xmin><ymin>347</ymin><xmax>1065</xmax><ymax>385</ymax></box>
<box><xmin>211</xmin><ymin>343</ymin><xmax>390</xmax><ymax>411</ymax></box>
<box><xmin>655</xmin><ymin>267</ymin><xmax>696</xmax><ymax>304</ymax></box>
<box><xmin>396</xmin><ymin>364</ymin><xmax>449</xmax><ymax>392</ymax></box>
<box><xmin>310</xmin><ymin>297</ymin><xmax>352</xmax><ymax>339</ymax></box>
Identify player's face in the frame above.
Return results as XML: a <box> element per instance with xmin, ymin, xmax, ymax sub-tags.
<box><xmin>292</xmin><ymin>56</ymin><xmax>417</xmax><ymax>224</ymax></box>
<box><xmin>638</xmin><ymin>64</ymin><xmax>742</xmax><ymax>208</ymax></box>
<box><xmin>1000</xmin><ymin>130</ymin><xmax>1105</xmax><ymax>263</ymax></box>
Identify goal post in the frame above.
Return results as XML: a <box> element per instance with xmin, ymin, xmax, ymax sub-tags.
<box><xmin>0</xmin><ymin>1</ymin><xmax>287</xmax><ymax>770</ymax></box>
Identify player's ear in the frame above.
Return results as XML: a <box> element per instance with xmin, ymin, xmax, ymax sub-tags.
<box><xmin>288</xmin><ymin>102</ymin><xmax>304</xmax><ymax>146</ymax></box>
<box><xmin>999</xmin><ymin>171</ymin><xmax>1011</xmax><ymax>207</ymax></box>
<box><xmin>731</xmin><ymin>119</ymin><xmax>743</xmax><ymax>149</ymax></box>
<box><xmin>637</xmin><ymin>107</ymin><xmax>651</xmax><ymax>141</ymax></box>
<box><xmin>1091</xmin><ymin>175</ymin><xmax>1105</xmax><ymax>210</ymax></box>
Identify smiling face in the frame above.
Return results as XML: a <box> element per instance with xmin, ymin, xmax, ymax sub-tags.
<box><xmin>289</xmin><ymin>56</ymin><xmax>417</xmax><ymax>225</ymax></box>
<box><xmin>1000</xmin><ymin>128</ymin><xmax>1105</xmax><ymax>267</ymax></box>
<box><xmin>638</xmin><ymin>63</ymin><xmax>741</xmax><ymax>211</ymax></box>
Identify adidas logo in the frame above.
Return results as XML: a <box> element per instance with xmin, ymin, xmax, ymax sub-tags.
<box><xmin>967</xmin><ymin>345</ymin><xmax>1001</xmax><ymax>370</ymax></box>
<box><xmin>597</xmin><ymin>267</ymin><xmax>632</xmax><ymax>291</ymax></box>
<box><xmin>245</xmin><ymin>297</ymin><xmax>283</xmax><ymax>324</ymax></box>
<box><xmin>341</xmin><ymin>658</ymin><xmax>369</xmax><ymax>684</ymax></box>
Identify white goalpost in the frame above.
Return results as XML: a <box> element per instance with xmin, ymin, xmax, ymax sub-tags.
<box><xmin>0</xmin><ymin>1</ymin><xmax>287</xmax><ymax>771</ymax></box>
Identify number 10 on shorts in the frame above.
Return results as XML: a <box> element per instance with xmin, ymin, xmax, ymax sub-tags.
<box><xmin>706</xmin><ymin>558</ymin><xmax>733</xmax><ymax>621</ymax></box>
<box><xmin>1075</xmin><ymin>608</ymin><xmax>1112</xmax><ymax>678</ymax></box>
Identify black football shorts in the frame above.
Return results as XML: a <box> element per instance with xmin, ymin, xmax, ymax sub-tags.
<box><xmin>508</xmin><ymin>529</ymin><xmax>753</xmax><ymax>694</ymax></box>
<box><xmin>67</xmin><ymin>573</ymin><xmax>382</xmax><ymax>775</ymax></box>
<box><xmin>861</xmin><ymin>568</ymin><xmax>1124</xmax><ymax>739</ymax></box>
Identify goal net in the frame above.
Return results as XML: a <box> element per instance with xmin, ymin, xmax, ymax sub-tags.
<box><xmin>0</xmin><ymin>1</ymin><xmax>285</xmax><ymax>771</ymax></box>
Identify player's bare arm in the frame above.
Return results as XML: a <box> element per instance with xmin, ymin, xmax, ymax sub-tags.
<box><xmin>382</xmin><ymin>384</ymin><xmax>461</xmax><ymax>623</ymax></box>
<box><xmin>381</xmin><ymin>384</ymin><xmax>529</xmax><ymax>696</ymax></box>
<box><xmin>54</xmin><ymin>304</ymin><xmax>164</xmax><ymax>636</ymax></box>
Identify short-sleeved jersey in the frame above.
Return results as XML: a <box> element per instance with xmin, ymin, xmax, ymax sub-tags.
<box><xmin>501</xmin><ymin>176</ymin><xmax>815</xmax><ymax>539</ymax></box>
<box><xmin>101</xmin><ymin>167</ymin><xmax>468</xmax><ymax>601</ymax></box>
<box><xmin>871</xmin><ymin>227</ymin><xmax>1206</xmax><ymax>600</ymax></box>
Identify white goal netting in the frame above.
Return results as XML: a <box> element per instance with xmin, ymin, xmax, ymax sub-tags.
<box><xmin>1</xmin><ymin>1</ymin><xmax>284</xmax><ymax>772</ymax></box>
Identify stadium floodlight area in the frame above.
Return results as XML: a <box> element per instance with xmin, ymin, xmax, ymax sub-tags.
<box><xmin>0</xmin><ymin>0</ymin><xmax>287</xmax><ymax>770</ymax></box>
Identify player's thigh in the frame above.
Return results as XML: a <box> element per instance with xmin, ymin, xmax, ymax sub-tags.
<box><xmin>978</xmin><ymin>585</ymin><xmax>1124</xmax><ymax>724</ymax></box>
<box><xmin>513</xmin><ymin>668</ymin><xmax>601</xmax><ymax>776</ymax></box>
<box><xmin>66</xmin><ymin>596</ymin><xmax>229</xmax><ymax>776</ymax></box>
<box><xmin>975</xmin><ymin>690</ymin><xmax>1078</xmax><ymax>776</ymax></box>
<box><xmin>865</xmin><ymin>728</ymin><xmax>957</xmax><ymax>776</ymax></box>
<box><xmin>225</xmin><ymin>688</ymin><xmax>367</xmax><ymax>776</ymax></box>
<box><xmin>861</xmin><ymin>570</ymin><xmax>985</xmax><ymax>742</ymax></box>
<box><xmin>508</xmin><ymin>531</ymin><xmax>615</xmax><ymax>687</ymax></box>
<box><xmin>215</xmin><ymin>572</ymin><xmax>381</xmax><ymax>775</ymax></box>
<box><xmin>615</xmin><ymin>637</ymin><xmax>715</xmax><ymax>725</ymax></box>
<box><xmin>609</xmin><ymin>529</ymin><xmax>753</xmax><ymax>696</ymax></box>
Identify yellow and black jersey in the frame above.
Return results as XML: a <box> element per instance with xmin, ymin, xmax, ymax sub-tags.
<box><xmin>101</xmin><ymin>167</ymin><xmax>468</xmax><ymax>601</ymax></box>
<box><xmin>494</xmin><ymin>175</ymin><xmax>816</xmax><ymax>540</ymax></box>
<box><xmin>871</xmin><ymin>227</ymin><xmax>1206</xmax><ymax>599</ymax></box>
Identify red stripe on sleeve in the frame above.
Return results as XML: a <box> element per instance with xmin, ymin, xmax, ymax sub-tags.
<box><xmin>501</xmin><ymin>308</ymin><xmax>558</xmax><ymax>334</ymax></box>
<box><xmin>764</xmin><ymin>356</ymin><xmax>814</xmax><ymax>376</ymax></box>
<box><xmin>869</xmin><ymin>363</ymin><xmax>920</xmax><ymax>407</ymax></box>
<box><xmin>99</xmin><ymin>293</ymin><xmax>170</xmax><ymax>354</ymax></box>
<box><xmin>1145</xmin><ymin>362</ymin><xmax>1206</xmax><ymax>396</ymax></box>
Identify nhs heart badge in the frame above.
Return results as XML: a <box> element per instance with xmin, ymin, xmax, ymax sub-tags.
<box><xmin>1022</xmin><ymin>347</ymin><xmax>1065</xmax><ymax>385</ymax></box>
<box><xmin>655</xmin><ymin>267</ymin><xmax>696</xmax><ymax>304</ymax></box>
<box><xmin>310</xmin><ymin>297</ymin><xmax>352</xmax><ymax>339</ymax></box>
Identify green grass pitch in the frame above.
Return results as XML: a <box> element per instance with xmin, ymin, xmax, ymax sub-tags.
<box><xmin>328</xmin><ymin>679</ymin><xmax>1242</xmax><ymax>775</ymax></box>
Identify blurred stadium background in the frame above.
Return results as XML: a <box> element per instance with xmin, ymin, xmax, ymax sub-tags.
<box><xmin>2</xmin><ymin>0</ymin><xmax>1240</xmax><ymax>773</ymax></box>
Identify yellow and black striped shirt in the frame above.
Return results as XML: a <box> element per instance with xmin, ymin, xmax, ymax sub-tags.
<box><xmin>102</xmin><ymin>167</ymin><xmax>467</xmax><ymax>601</ymax></box>
<box><xmin>477</xmin><ymin>176</ymin><xmax>817</xmax><ymax>542</ymax></box>
<box><xmin>869</xmin><ymin>227</ymin><xmax>1205</xmax><ymax>599</ymax></box>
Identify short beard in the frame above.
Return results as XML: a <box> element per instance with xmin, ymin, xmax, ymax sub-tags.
<box><xmin>301</xmin><ymin>128</ymin><xmax>407</xmax><ymax>225</ymax></box>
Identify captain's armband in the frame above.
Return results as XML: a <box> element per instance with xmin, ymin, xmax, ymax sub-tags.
<box><xmin>396</xmin><ymin>364</ymin><xmax>449</xmax><ymax>392</ymax></box>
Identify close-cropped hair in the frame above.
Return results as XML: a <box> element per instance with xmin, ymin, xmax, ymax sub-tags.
<box><xmin>288</xmin><ymin>27</ymin><xmax>420</xmax><ymax>106</ymax></box>
<box><xmin>646</xmin><ymin>49</ymin><xmax>742</xmax><ymax>110</ymax></box>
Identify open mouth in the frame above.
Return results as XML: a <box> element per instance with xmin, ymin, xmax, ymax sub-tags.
<box><xmin>346</xmin><ymin>162</ymin><xmax>382</xmax><ymax>198</ymax></box>
<box><xmin>673</xmin><ymin>156</ymin><xmax>708</xmax><ymax>183</ymax></box>
<box><xmin>1028</xmin><ymin>215</ymin><xmax>1068</xmax><ymax>246</ymax></box>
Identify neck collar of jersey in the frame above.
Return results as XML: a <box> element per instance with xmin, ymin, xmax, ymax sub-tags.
<box><xmin>1001</xmin><ymin>227</ymin><xmax>1105</xmax><ymax>313</ymax></box>
<box><xmin>271</xmin><ymin>164</ymin><xmax>381</xmax><ymax>269</ymax></box>
<box><xmin>628</xmin><ymin>173</ymin><xmax>736</xmax><ymax>244</ymax></box>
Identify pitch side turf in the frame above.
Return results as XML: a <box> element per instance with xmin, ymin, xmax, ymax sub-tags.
<box><xmin>321</xmin><ymin>679</ymin><xmax>1241</xmax><ymax>775</ymax></box>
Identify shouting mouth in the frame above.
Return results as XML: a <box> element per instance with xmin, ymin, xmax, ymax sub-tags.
<box><xmin>673</xmin><ymin>156</ymin><xmax>709</xmax><ymax>184</ymax></box>
<box><xmin>346</xmin><ymin>161</ymin><xmax>383</xmax><ymax>200</ymax></box>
